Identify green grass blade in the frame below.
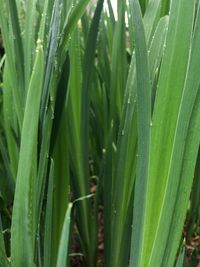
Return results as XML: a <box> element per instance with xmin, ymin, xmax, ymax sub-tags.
<box><xmin>107</xmin><ymin>0</ymin><xmax>115</xmax><ymax>25</ymax></box>
<box><xmin>0</xmin><ymin>1</ymin><xmax>23</xmax><ymax>128</ymax></box>
<box><xmin>51</xmin><ymin>106</ymin><xmax>69</xmax><ymax>266</ymax></box>
<box><xmin>109</xmin><ymin>15</ymin><xmax>168</xmax><ymax>267</ymax></box>
<box><xmin>11</xmin><ymin>41</ymin><xmax>44</xmax><ymax>267</ymax></box>
<box><xmin>143</xmin><ymin>0</ymin><xmax>161</xmax><ymax>45</ymax></box>
<box><xmin>139</xmin><ymin>0</ymin><xmax>196</xmax><ymax>265</ymax></box>
<box><xmin>23</xmin><ymin>0</ymin><xmax>37</xmax><ymax>88</ymax></box>
<box><xmin>129</xmin><ymin>1</ymin><xmax>151</xmax><ymax>266</ymax></box>
<box><xmin>187</xmin><ymin>150</ymin><xmax>200</xmax><ymax>239</ymax></box>
<box><xmin>59</xmin><ymin>0</ymin><xmax>91</xmax><ymax>61</ymax></box>
<box><xmin>1</xmin><ymin>1</ymin><xmax>199</xmax><ymax>267</ymax></box>
<box><xmin>7</xmin><ymin>0</ymin><xmax>25</xmax><ymax>94</ymax></box>
<box><xmin>44</xmin><ymin>160</ymin><xmax>54</xmax><ymax>267</ymax></box>
<box><xmin>159</xmin><ymin>4</ymin><xmax>200</xmax><ymax>264</ymax></box>
<box><xmin>40</xmin><ymin>0</ymin><xmax>62</xmax><ymax>125</ymax></box>
<box><xmin>0</xmin><ymin>133</ymin><xmax>15</xmax><ymax>197</ymax></box>
<box><xmin>36</xmin><ymin>107</ymin><xmax>54</xmax><ymax>222</ymax></box>
<box><xmin>36</xmin><ymin>57</ymin><xmax>69</xmax><ymax>226</ymax></box>
<box><xmin>163</xmin><ymin>89</ymin><xmax>200</xmax><ymax>266</ymax></box>
<box><xmin>81</xmin><ymin>0</ymin><xmax>104</xmax><ymax>181</ymax></box>
<box><xmin>78</xmin><ymin>1</ymin><xmax>104</xmax><ymax>265</ymax></box>
<box><xmin>56</xmin><ymin>203</ymin><xmax>73</xmax><ymax>267</ymax></box>
<box><xmin>175</xmin><ymin>247</ymin><xmax>185</xmax><ymax>267</ymax></box>
<box><xmin>2</xmin><ymin>62</ymin><xmax>19</xmax><ymax>179</ymax></box>
<box><xmin>110</xmin><ymin>1</ymin><xmax>127</xmax><ymax>123</ymax></box>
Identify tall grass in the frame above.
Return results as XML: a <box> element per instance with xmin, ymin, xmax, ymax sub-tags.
<box><xmin>0</xmin><ymin>0</ymin><xmax>200</xmax><ymax>266</ymax></box>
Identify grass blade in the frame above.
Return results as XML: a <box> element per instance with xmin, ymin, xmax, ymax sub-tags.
<box><xmin>137</xmin><ymin>0</ymin><xmax>196</xmax><ymax>265</ymax></box>
<box><xmin>11</xmin><ymin>41</ymin><xmax>44</xmax><ymax>267</ymax></box>
<box><xmin>129</xmin><ymin>1</ymin><xmax>151</xmax><ymax>266</ymax></box>
<box><xmin>56</xmin><ymin>203</ymin><xmax>73</xmax><ymax>267</ymax></box>
<box><xmin>44</xmin><ymin>160</ymin><xmax>54</xmax><ymax>267</ymax></box>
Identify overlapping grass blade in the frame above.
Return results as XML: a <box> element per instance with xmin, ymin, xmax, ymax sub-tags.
<box><xmin>0</xmin><ymin>133</ymin><xmax>14</xmax><ymax>196</ymax></box>
<box><xmin>159</xmin><ymin>4</ymin><xmax>200</xmax><ymax>263</ymax></box>
<box><xmin>175</xmin><ymin>247</ymin><xmax>185</xmax><ymax>267</ymax></box>
<box><xmin>143</xmin><ymin>0</ymin><xmax>162</xmax><ymax>43</ymax></box>
<box><xmin>129</xmin><ymin>1</ymin><xmax>151</xmax><ymax>266</ymax></box>
<box><xmin>162</xmin><ymin>90</ymin><xmax>200</xmax><ymax>266</ymax></box>
<box><xmin>2</xmin><ymin>63</ymin><xmax>19</xmax><ymax>179</ymax></box>
<box><xmin>59</xmin><ymin>0</ymin><xmax>91</xmax><ymax>62</ymax></box>
<box><xmin>132</xmin><ymin>0</ymin><xmax>196</xmax><ymax>266</ymax></box>
<box><xmin>109</xmin><ymin>14</ymin><xmax>168</xmax><ymax>267</ymax></box>
<box><xmin>0</xmin><ymin>1</ymin><xmax>200</xmax><ymax>266</ymax></box>
<box><xmin>110</xmin><ymin>1</ymin><xmax>126</xmax><ymax>122</ymax></box>
<box><xmin>7</xmin><ymin>0</ymin><xmax>25</xmax><ymax>94</ymax></box>
<box><xmin>73</xmin><ymin>1</ymin><xmax>104</xmax><ymax>265</ymax></box>
<box><xmin>187</xmin><ymin>150</ymin><xmax>200</xmax><ymax>239</ymax></box>
<box><xmin>40</xmin><ymin>0</ymin><xmax>62</xmax><ymax>125</ymax></box>
<box><xmin>11</xmin><ymin>42</ymin><xmax>44</xmax><ymax>267</ymax></box>
<box><xmin>51</xmin><ymin>106</ymin><xmax>69</xmax><ymax>266</ymax></box>
<box><xmin>0</xmin><ymin>0</ymin><xmax>23</xmax><ymax>127</ymax></box>
<box><xmin>43</xmin><ymin>160</ymin><xmax>54</xmax><ymax>267</ymax></box>
<box><xmin>56</xmin><ymin>203</ymin><xmax>73</xmax><ymax>267</ymax></box>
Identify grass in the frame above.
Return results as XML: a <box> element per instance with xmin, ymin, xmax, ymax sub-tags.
<box><xmin>0</xmin><ymin>0</ymin><xmax>200</xmax><ymax>266</ymax></box>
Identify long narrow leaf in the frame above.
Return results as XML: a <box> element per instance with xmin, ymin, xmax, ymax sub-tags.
<box><xmin>129</xmin><ymin>1</ymin><xmax>151</xmax><ymax>266</ymax></box>
<box><xmin>56</xmin><ymin>203</ymin><xmax>73</xmax><ymax>267</ymax></box>
<box><xmin>11</xmin><ymin>42</ymin><xmax>44</xmax><ymax>267</ymax></box>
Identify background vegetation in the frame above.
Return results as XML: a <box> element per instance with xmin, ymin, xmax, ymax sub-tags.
<box><xmin>0</xmin><ymin>0</ymin><xmax>199</xmax><ymax>266</ymax></box>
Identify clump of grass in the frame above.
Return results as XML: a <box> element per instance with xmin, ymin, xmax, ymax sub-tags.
<box><xmin>0</xmin><ymin>0</ymin><xmax>200</xmax><ymax>266</ymax></box>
